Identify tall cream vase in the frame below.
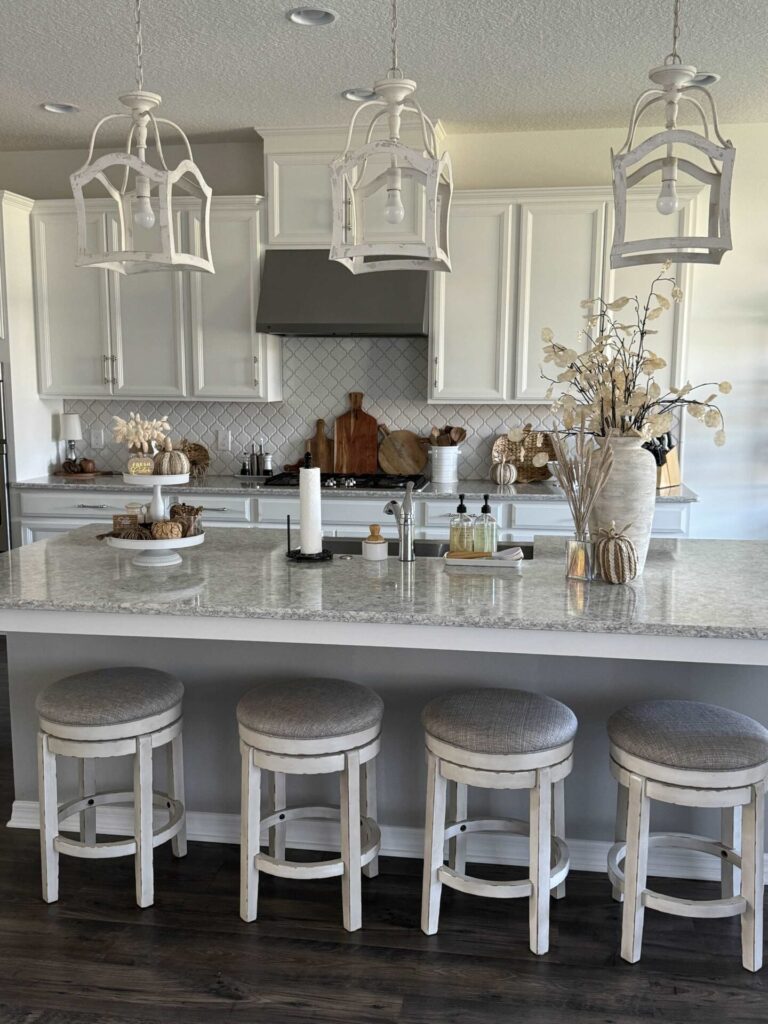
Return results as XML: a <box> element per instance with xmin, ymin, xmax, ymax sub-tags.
<box><xmin>589</xmin><ymin>434</ymin><xmax>657</xmax><ymax>574</ymax></box>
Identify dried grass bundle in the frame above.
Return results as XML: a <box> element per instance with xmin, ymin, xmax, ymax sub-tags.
<box><xmin>550</xmin><ymin>418</ymin><xmax>614</xmax><ymax>541</ymax></box>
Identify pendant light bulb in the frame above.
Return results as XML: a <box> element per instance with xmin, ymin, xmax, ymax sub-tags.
<box><xmin>134</xmin><ymin>196</ymin><xmax>156</xmax><ymax>229</ymax></box>
<box><xmin>385</xmin><ymin>189</ymin><xmax>405</xmax><ymax>224</ymax></box>
<box><xmin>656</xmin><ymin>157</ymin><xmax>680</xmax><ymax>216</ymax></box>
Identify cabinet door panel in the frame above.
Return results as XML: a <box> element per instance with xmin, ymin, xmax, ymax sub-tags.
<box><xmin>514</xmin><ymin>200</ymin><xmax>606</xmax><ymax>401</ymax></box>
<box><xmin>108</xmin><ymin>214</ymin><xmax>187</xmax><ymax>397</ymax></box>
<box><xmin>430</xmin><ymin>201</ymin><xmax>514</xmax><ymax>403</ymax></box>
<box><xmin>267</xmin><ymin>153</ymin><xmax>334</xmax><ymax>246</ymax></box>
<box><xmin>605</xmin><ymin>195</ymin><xmax>696</xmax><ymax>394</ymax></box>
<box><xmin>33</xmin><ymin>210</ymin><xmax>112</xmax><ymax>396</ymax></box>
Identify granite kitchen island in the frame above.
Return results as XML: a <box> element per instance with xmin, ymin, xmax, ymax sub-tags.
<box><xmin>2</xmin><ymin>526</ymin><xmax>766</xmax><ymax>878</ymax></box>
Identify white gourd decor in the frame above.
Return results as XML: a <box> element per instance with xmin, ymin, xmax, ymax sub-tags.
<box><xmin>596</xmin><ymin>522</ymin><xmax>638</xmax><ymax>585</ymax></box>
<box><xmin>154</xmin><ymin>438</ymin><xmax>190</xmax><ymax>476</ymax></box>
<box><xmin>490</xmin><ymin>458</ymin><xmax>517</xmax><ymax>485</ymax></box>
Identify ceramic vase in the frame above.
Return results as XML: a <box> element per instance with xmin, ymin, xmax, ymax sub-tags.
<box><xmin>589</xmin><ymin>434</ymin><xmax>657</xmax><ymax>574</ymax></box>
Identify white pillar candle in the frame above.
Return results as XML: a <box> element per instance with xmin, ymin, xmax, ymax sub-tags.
<box><xmin>299</xmin><ymin>467</ymin><xmax>322</xmax><ymax>554</ymax></box>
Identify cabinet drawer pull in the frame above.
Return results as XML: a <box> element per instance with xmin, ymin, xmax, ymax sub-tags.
<box><xmin>253</xmin><ymin>355</ymin><xmax>259</xmax><ymax>387</ymax></box>
<box><xmin>110</xmin><ymin>354</ymin><xmax>118</xmax><ymax>386</ymax></box>
<box><xmin>433</xmin><ymin>355</ymin><xmax>439</xmax><ymax>390</ymax></box>
<box><xmin>76</xmin><ymin>503</ymin><xmax>108</xmax><ymax>510</ymax></box>
<box><xmin>201</xmin><ymin>506</ymin><xmax>229</xmax><ymax>513</ymax></box>
<box><xmin>103</xmin><ymin>355</ymin><xmax>111</xmax><ymax>386</ymax></box>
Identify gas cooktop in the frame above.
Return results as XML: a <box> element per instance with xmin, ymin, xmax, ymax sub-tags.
<box><xmin>265</xmin><ymin>472</ymin><xmax>428</xmax><ymax>491</ymax></box>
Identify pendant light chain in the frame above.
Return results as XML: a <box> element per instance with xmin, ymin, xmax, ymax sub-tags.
<box><xmin>134</xmin><ymin>0</ymin><xmax>145</xmax><ymax>91</ymax></box>
<box><xmin>665</xmin><ymin>0</ymin><xmax>682</xmax><ymax>65</ymax></box>
<box><xmin>389</xmin><ymin>0</ymin><xmax>402</xmax><ymax>78</ymax></box>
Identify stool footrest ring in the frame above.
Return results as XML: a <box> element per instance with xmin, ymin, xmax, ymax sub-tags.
<box><xmin>53</xmin><ymin>789</ymin><xmax>184</xmax><ymax>860</ymax></box>
<box><xmin>438</xmin><ymin>816</ymin><xmax>569</xmax><ymax>899</ymax></box>
<box><xmin>608</xmin><ymin>832</ymin><xmax>747</xmax><ymax>920</ymax></box>
<box><xmin>255</xmin><ymin>805</ymin><xmax>381</xmax><ymax>881</ymax></box>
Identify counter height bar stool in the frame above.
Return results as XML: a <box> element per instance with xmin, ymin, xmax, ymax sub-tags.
<box><xmin>420</xmin><ymin>688</ymin><xmax>577</xmax><ymax>955</ymax></box>
<box><xmin>607</xmin><ymin>699</ymin><xmax>768</xmax><ymax>972</ymax></box>
<box><xmin>35</xmin><ymin>667</ymin><xmax>186</xmax><ymax>908</ymax></box>
<box><xmin>237</xmin><ymin>678</ymin><xmax>383</xmax><ymax>932</ymax></box>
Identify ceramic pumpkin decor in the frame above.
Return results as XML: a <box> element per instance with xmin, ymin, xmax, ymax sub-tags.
<box><xmin>596</xmin><ymin>522</ymin><xmax>638</xmax><ymax>585</ymax></box>
<box><xmin>153</xmin><ymin>438</ymin><xmax>191</xmax><ymax>476</ymax></box>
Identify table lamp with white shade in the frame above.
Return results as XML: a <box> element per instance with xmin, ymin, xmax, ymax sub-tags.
<box><xmin>59</xmin><ymin>413</ymin><xmax>83</xmax><ymax>463</ymax></box>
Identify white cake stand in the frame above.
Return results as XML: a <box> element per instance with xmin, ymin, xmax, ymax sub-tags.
<box><xmin>107</xmin><ymin>471</ymin><xmax>203</xmax><ymax>567</ymax></box>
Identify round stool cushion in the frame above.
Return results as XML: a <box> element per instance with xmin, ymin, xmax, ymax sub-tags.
<box><xmin>608</xmin><ymin>700</ymin><xmax>768</xmax><ymax>772</ymax></box>
<box><xmin>36</xmin><ymin>667</ymin><xmax>184</xmax><ymax>729</ymax></box>
<box><xmin>422</xmin><ymin>688</ymin><xmax>577</xmax><ymax>756</ymax></box>
<box><xmin>237</xmin><ymin>678</ymin><xmax>384</xmax><ymax>740</ymax></box>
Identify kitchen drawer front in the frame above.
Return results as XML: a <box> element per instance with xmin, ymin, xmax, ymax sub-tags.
<box><xmin>423</xmin><ymin>499</ymin><xmax>506</xmax><ymax>527</ymax></box>
<box><xmin>181</xmin><ymin>493</ymin><xmax>253</xmax><ymax>523</ymax></box>
<box><xmin>19</xmin><ymin>491</ymin><xmax>138</xmax><ymax>518</ymax></box>
<box><xmin>510</xmin><ymin>501</ymin><xmax>573</xmax><ymax>531</ymax></box>
<box><xmin>257</xmin><ymin>497</ymin><xmax>391</xmax><ymax>526</ymax></box>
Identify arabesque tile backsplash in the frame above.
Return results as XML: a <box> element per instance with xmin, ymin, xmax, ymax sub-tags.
<box><xmin>65</xmin><ymin>336</ymin><xmax>551</xmax><ymax>479</ymax></box>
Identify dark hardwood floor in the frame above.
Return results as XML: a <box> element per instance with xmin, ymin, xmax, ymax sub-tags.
<box><xmin>0</xmin><ymin>648</ymin><xmax>765</xmax><ymax>1023</ymax></box>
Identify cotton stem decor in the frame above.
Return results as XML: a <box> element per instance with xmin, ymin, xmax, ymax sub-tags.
<box><xmin>550</xmin><ymin>422</ymin><xmax>614</xmax><ymax>543</ymax></box>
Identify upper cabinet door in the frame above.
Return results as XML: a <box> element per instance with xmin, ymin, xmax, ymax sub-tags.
<box><xmin>107</xmin><ymin>212</ymin><xmax>187</xmax><ymax>398</ymax></box>
<box><xmin>604</xmin><ymin>193</ymin><xmax>696</xmax><ymax>394</ymax></box>
<box><xmin>512</xmin><ymin>198</ymin><xmax>607</xmax><ymax>402</ymax></box>
<box><xmin>32</xmin><ymin>207</ymin><xmax>113</xmax><ymax>397</ymax></box>
<box><xmin>189</xmin><ymin>200</ymin><xmax>282</xmax><ymax>401</ymax></box>
<box><xmin>429</xmin><ymin>198</ymin><xmax>516</xmax><ymax>404</ymax></box>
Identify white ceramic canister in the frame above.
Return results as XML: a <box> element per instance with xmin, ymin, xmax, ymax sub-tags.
<box><xmin>362</xmin><ymin>524</ymin><xmax>389</xmax><ymax>561</ymax></box>
<box><xmin>429</xmin><ymin>446</ymin><xmax>461</xmax><ymax>485</ymax></box>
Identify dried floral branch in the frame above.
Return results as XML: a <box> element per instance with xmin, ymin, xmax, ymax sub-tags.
<box><xmin>550</xmin><ymin>417</ymin><xmax>614</xmax><ymax>541</ymax></box>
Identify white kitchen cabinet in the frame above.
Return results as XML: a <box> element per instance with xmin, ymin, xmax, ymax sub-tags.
<box><xmin>31</xmin><ymin>197</ymin><xmax>282</xmax><ymax>402</ymax></box>
<box><xmin>188</xmin><ymin>199</ymin><xmax>282</xmax><ymax>401</ymax></box>
<box><xmin>430</xmin><ymin>195</ymin><xmax>516</xmax><ymax>402</ymax></box>
<box><xmin>32</xmin><ymin>206</ymin><xmax>113</xmax><ymax>397</ymax></box>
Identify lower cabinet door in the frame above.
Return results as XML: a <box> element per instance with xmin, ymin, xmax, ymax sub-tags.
<box><xmin>20</xmin><ymin>517</ymin><xmax>109</xmax><ymax>545</ymax></box>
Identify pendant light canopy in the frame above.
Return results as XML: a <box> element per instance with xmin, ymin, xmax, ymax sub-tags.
<box><xmin>329</xmin><ymin>0</ymin><xmax>452</xmax><ymax>274</ymax></box>
<box><xmin>70</xmin><ymin>0</ymin><xmax>213</xmax><ymax>275</ymax></box>
<box><xmin>610</xmin><ymin>0</ymin><xmax>734</xmax><ymax>269</ymax></box>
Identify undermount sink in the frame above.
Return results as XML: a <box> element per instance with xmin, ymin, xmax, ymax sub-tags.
<box><xmin>323</xmin><ymin>538</ymin><xmax>534</xmax><ymax>559</ymax></box>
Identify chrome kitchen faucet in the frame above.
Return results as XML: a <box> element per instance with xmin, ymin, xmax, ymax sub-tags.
<box><xmin>383</xmin><ymin>481</ymin><xmax>415</xmax><ymax>562</ymax></box>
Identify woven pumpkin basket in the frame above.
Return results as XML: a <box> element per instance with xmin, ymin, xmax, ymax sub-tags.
<box><xmin>491</xmin><ymin>424</ymin><xmax>556</xmax><ymax>483</ymax></box>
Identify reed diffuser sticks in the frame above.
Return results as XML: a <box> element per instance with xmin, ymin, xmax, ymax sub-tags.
<box><xmin>550</xmin><ymin>419</ymin><xmax>614</xmax><ymax>542</ymax></box>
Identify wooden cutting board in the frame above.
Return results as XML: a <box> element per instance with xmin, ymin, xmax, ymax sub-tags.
<box><xmin>305</xmin><ymin>419</ymin><xmax>334</xmax><ymax>473</ymax></box>
<box><xmin>334</xmin><ymin>392</ymin><xmax>379</xmax><ymax>474</ymax></box>
<box><xmin>378</xmin><ymin>427</ymin><xmax>428</xmax><ymax>475</ymax></box>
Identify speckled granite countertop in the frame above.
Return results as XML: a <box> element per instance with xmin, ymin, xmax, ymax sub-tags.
<box><xmin>0</xmin><ymin>526</ymin><xmax>758</xmax><ymax>640</ymax></box>
<box><xmin>12</xmin><ymin>475</ymin><xmax>698</xmax><ymax>503</ymax></box>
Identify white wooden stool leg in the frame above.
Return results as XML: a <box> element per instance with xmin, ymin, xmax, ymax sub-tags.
<box><xmin>552</xmin><ymin>777</ymin><xmax>566</xmax><ymax>900</ymax></box>
<box><xmin>134</xmin><ymin>734</ymin><xmax>154</xmax><ymax>908</ymax></box>
<box><xmin>240</xmin><ymin>741</ymin><xmax>261</xmax><ymax>923</ymax></box>
<box><xmin>621</xmin><ymin>772</ymin><xmax>650</xmax><ymax>964</ymax></box>
<box><xmin>721</xmin><ymin>805</ymin><xmax>742</xmax><ymax>899</ymax></box>
<box><xmin>340</xmin><ymin>748</ymin><xmax>362</xmax><ymax>932</ymax></box>
<box><xmin>613</xmin><ymin>782</ymin><xmax>629</xmax><ymax>902</ymax></box>
<box><xmin>741</xmin><ymin>781</ymin><xmax>765</xmax><ymax>972</ymax></box>
<box><xmin>268</xmin><ymin>771</ymin><xmax>287</xmax><ymax>861</ymax></box>
<box><xmin>421</xmin><ymin>750</ymin><xmax>448</xmax><ymax>935</ymax></box>
<box><xmin>362</xmin><ymin>758</ymin><xmax>379</xmax><ymax>879</ymax></box>
<box><xmin>78</xmin><ymin>757</ymin><xmax>96</xmax><ymax>846</ymax></box>
<box><xmin>448</xmin><ymin>781</ymin><xmax>468</xmax><ymax>874</ymax></box>
<box><xmin>529</xmin><ymin>767</ymin><xmax>553</xmax><ymax>955</ymax></box>
<box><xmin>37</xmin><ymin>731</ymin><xmax>59</xmax><ymax>904</ymax></box>
<box><xmin>167</xmin><ymin>731</ymin><xmax>187</xmax><ymax>858</ymax></box>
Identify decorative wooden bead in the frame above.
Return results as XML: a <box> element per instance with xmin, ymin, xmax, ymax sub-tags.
<box><xmin>596</xmin><ymin>522</ymin><xmax>638</xmax><ymax>584</ymax></box>
<box><xmin>153</xmin><ymin>438</ymin><xmax>191</xmax><ymax>476</ymax></box>
<box><xmin>150</xmin><ymin>520</ymin><xmax>183</xmax><ymax>541</ymax></box>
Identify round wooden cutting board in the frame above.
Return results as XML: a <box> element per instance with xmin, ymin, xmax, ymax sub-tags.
<box><xmin>378</xmin><ymin>428</ymin><xmax>428</xmax><ymax>475</ymax></box>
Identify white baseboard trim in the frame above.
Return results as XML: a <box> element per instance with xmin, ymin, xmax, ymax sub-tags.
<box><xmin>7</xmin><ymin>799</ymin><xmax>755</xmax><ymax>882</ymax></box>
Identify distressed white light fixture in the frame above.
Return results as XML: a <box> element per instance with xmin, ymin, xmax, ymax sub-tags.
<box><xmin>70</xmin><ymin>0</ymin><xmax>213</xmax><ymax>275</ymax></box>
<box><xmin>610</xmin><ymin>0</ymin><xmax>735</xmax><ymax>268</ymax></box>
<box><xmin>329</xmin><ymin>0</ymin><xmax>452</xmax><ymax>274</ymax></box>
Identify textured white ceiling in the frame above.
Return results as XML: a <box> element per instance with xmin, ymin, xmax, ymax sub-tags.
<box><xmin>0</xmin><ymin>0</ymin><xmax>765</xmax><ymax>151</ymax></box>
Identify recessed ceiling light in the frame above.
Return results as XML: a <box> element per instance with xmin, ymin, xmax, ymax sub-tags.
<box><xmin>40</xmin><ymin>101</ymin><xmax>80</xmax><ymax>115</ymax></box>
<box><xmin>341</xmin><ymin>88</ymin><xmax>377</xmax><ymax>102</ymax></box>
<box><xmin>286</xmin><ymin>8</ymin><xmax>337</xmax><ymax>26</ymax></box>
<box><xmin>692</xmin><ymin>71</ymin><xmax>721</xmax><ymax>87</ymax></box>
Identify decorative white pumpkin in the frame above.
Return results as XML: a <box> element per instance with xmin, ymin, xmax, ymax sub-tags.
<box><xmin>596</xmin><ymin>522</ymin><xmax>638</xmax><ymax>585</ymax></box>
<box><xmin>490</xmin><ymin>459</ymin><xmax>517</xmax><ymax>485</ymax></box>
<box><xmin>153</xmin><ymin>438</ymin><xmax>190</xmax><ymax>476</ymax></box>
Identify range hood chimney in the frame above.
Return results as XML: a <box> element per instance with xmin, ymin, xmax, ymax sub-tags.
<box><xmin>256</xmin><ymin>250</ymin><xmax>428</xmax><ymax>337</ymax></box>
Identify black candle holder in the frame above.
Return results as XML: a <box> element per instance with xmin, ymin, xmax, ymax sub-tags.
<box><xmin>285</xmin><ymin>513</ymin><xmax>333</xmax><ymax>562</ymax></box>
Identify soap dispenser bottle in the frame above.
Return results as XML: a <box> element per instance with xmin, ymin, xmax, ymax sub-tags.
<box><xmin>473</xmin><ymin>494</ymin><xmax>498</xmax><ymax>554</ymax></box>
<box><xmin>449</xmin><ymin>494</ymin><xmax>474</xmax><ymax>552</ymax></box>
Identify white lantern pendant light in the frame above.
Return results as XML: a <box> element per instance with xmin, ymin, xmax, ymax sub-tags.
<box><xmin>329</xmin><ymin>0</ymin><xmax>452</xmax><ymax>274</ymax></box>
<box><xmin>610</xmin><ymin>0</ymin><xmax>735</xmax><ymax>269</ymax></box>
<box><xmin>70</xmin><ymin>0</ymin><xmax>214</xmax><ymax>275</ymax></box>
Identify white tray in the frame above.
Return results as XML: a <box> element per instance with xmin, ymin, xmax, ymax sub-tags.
<box><xmin>122</xmin><ymin>472</ymin><xmax>190</xmax><ymax>486</ymax></box>
<box><xmin>106</xmin><ymin>531</ymin><xmax>204</xmax><ymax>567</ymax></box>
<box><xmin>443</xmin><ymin>552</ymin><xmax>523</xmax><ymax>572</ymax></box>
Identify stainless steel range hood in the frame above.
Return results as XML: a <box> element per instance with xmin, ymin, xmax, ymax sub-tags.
<box><xmin>256</xmin><ymin>249</ymin><xmax>428</xmax><ymax>336</ymax></box>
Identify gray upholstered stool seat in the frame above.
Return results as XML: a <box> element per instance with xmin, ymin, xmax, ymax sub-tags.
<box><xmin>36</xmin><ymin>667</ymin><xmax>184</xmax><ymax>734</ymax></box>
<box><xmin>608</xmin><ymin>699</ymin><xmax>768</xmax><ymax>772</ymax></box>
<box><xmin>237</xmin><ymin>678</ymin><xmax>384</xmax><ymax>742</ymax></box>
<box><xmin>422</xmin><ymin>687</ymin><xmax>577</xmax><ymax>756</ymax></box>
